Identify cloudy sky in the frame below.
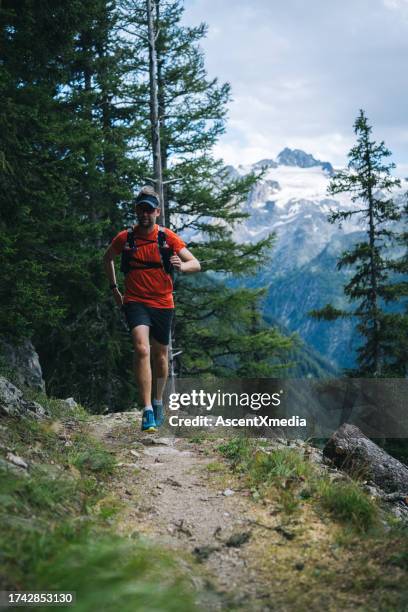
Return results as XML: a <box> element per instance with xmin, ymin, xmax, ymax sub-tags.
<box><xmin>182</xmin><ymin>0</ymin><xmax>408</xmax><ymax>171</ymax></box>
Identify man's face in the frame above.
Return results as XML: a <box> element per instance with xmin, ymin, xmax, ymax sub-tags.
<box><xmin>135</xmin><ymin>204</ymin><xmax>160</xmax><ymax>227</ymax></box>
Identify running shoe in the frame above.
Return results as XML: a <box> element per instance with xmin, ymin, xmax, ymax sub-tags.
<box><xmin>153</xmin><ymin>402</ymin><xmax>165</xmax><ymax>427</ymax></box>
<box><xmin>141</xmin><ymin>410</ymin><xmax>157</xmax><ymax>432</ymax></box>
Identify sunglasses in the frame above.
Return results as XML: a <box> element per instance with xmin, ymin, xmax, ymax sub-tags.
<box><xmin>136</xmin><ymin>205</ymin><xmax>157</xmax><ymax>214</ymax></box>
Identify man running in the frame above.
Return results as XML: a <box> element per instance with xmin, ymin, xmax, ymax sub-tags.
<box><xmin>103</xmin><ymin>186</ymin><xmax>201</xmax><ymax>432</ymax></box>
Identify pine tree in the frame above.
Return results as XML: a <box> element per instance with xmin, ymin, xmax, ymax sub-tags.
<box><xmin>310</xmin><ymin>110</ymin><xmax>402</xmax><ymax>376</ymax></box>
<box><xmin>380</xmin><ymin>201</ymin><xmax>408</xmax><ymax>376</ymax></box>
<box><xmin>35</xmin><ymin>0</ymin><xmax>143</xmax><ymax>408</ymax></box>
<box><xmin>0</xmin><ymin>0</ymin><xmax>82</xmax><ymax>340</ymax></box>
<box><xmin>117</xmin><ymin>0</ymin><xmax>293</xmax><ymax>376</ymax></box>
<box><xmin>0</xmin><ymin>1</ymin><xmax>143</xmax><ymax>409</ymax></box>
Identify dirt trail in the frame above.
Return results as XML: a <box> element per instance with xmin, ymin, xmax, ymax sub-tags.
<box><xmin>86</xmin><ymin>411</ymin><xmax>289</xmax><ymax>611</ymax></box>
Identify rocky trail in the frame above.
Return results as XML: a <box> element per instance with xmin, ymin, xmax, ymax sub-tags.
<box><xmin>87</xmin><ymin>411</ymin><xmax>283</xmax><ymax>610</ymax></box>
<box><xmin>84</xmin><ymin>411</ymin><xmax>399</xmax><ymax>612</ymax></box>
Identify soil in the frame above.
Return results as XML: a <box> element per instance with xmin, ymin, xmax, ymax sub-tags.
<box><xmin>85</xmin><ymin>411</ymin><xmax>407</xmax><ymax>612</ymax></box>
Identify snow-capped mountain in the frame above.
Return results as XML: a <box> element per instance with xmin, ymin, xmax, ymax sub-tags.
<box><xmin>234</xmin><ymin>150</ymin><xmax>358</xmax><ymax>273</ymax></box>
<box><xmin>231</xmin><ymin>148</ymin><xmax>406</xmax><ymax>372</ymax></box>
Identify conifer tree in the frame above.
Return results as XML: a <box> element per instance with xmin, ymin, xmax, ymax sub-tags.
<box><xmin>117</xmin><ymin>0</ymin><xmax>293</xmax><ymax>376</ymax></box>
<box><xmin>310</xmin><ymin>110</ymin><xmax>402</xmax><ymax>376</ymax></box>
<box><xmin>380</xmin><ymin>201</ymin><xmax>408</xmax><ymax>376</ymax></box>
<box><xmin>36</xmin><ymin>0</ymin><xmax>143</xmax><ymax>408</ymax></box>
<box><xmin>0</xmin><ymin>1</ymin><xmax>142</xmax><ymax>408</ymax></box>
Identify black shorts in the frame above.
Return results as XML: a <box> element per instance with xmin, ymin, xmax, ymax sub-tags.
<box><xmin>122</xmin><ymin>302</ymin><xmax>174</xmax><ymax>346</ymax></box>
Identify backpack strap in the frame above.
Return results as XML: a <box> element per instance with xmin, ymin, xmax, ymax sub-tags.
<box><xmin>157</xmin><ymin>226</ymin><xmax>174</xmax><ymax>276</ymax></box>
<box><xmin>120</xmin><ymin>228</ymin><xmax>136</xmax><ymax>275</ymax></box>
<box><xmin>127</xmin><ymin>227</ymin><xmax>135</xmax><ymax>249</ymax></box>
<box><xmin>120</xmin><ymin>226</ymin><xmax>174</xmax><ymax>276</ymax></box>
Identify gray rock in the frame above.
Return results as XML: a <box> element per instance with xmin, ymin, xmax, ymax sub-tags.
<box><xmin>0</xmin><ymin>338</ymin><xmax>45</xmax><ymax>391</ymax></box>
<box><xmin>0</xmin><ymin>377</ymin><xmax>48</xmax><ymax>419</ymax></box>
<box><xmin>0</xmin><ymin>457</ymin><xmax>29</xmax><ymax>477</ymax></box>
<box><xmin>0</xmin><ymin>376</ymin><xmax>23</xmax><ymax>416</ymax></box>
<box><xmin>63</xmin><ymin>397</ymin><xmax>78</xmax><ymax>410</ymax></box>
<box><xmin>6</xmin><ymin>452</ymin><xmax>28</xmax><ymax>469</ymax></box>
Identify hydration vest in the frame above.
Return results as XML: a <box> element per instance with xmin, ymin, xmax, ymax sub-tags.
<box><xmin>120</xmin><ymin>226</ymin><xmax>174</xmax><ymax>277</ymax></box>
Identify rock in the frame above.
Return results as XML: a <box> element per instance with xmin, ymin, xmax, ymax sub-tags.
<box><xmin>0</xmin><ymin>338</ymin><xmax>45</xmax><ymax>391</ymax></box>
<box><xmin>141</xmin><ymin>437</ymin><xmax>174</xmax><ymax>446</ymax></box>
<box><xmin>274</xmin><ymin>526</ymin><xmax>295</xmax><ymax>540</ymax></box>
<box><xmin>0</xmin><ymin>377</ymin><xmax>48</xmax><ymax>419</ymax></box>
<box><xmin>164</xmin><ymin>477</ymin><xmax>182</xmax><ymax>487</ymax></box>
<box><xmin>324</xmin><ymin>424</ymin><xmax>408</xmax><ymax>494</ymax></box>
<box><xmin>24</xmin><ymin>400</ymin><xmax>46</xmax><ymax>418</ymax></box>
<box><xmin>225</xmin><ymin>532</ymin><xmax>251</xmax><ymax>548</ymax></box>
<box><xmin>223</xmin><ymin>488</ymin><xmax>235</xmax><ymax>497</ymax></box>
<box><xmin>0</xmin><ymin>377</ymin><xmax>23</xmax><ymax>416</ymax></box>
<box><xmin>0</xmin><ymin>457</ymin><xmax>29</xmax><ymax>477</ymax></box>
<box><xmin>63</xmin><ymin>397</ymin><xmax>78</xmax><ymax>410</ymax></box>
<box><xmin>193</xmin><ymin>545</ymin><xmax>219</xmax><ymax>562</ymax></box>
<box><xmin>6</xmin><ymin>452</ymin><xmax>28</xmax><ymax>469</ymax></box>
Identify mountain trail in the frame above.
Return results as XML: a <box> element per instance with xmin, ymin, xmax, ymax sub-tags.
<box><xmin>83</xmin><ymin>411</ymin><xmax>402</xmax><ymax>612</ymax></box>
<box><xmin>86</xmin><ymin>411</ymin><xmax>284</xmax><ymax>610</ymax></box>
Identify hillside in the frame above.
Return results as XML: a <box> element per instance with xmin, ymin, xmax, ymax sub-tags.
<box><xmin>225</xmin><ymin>148</ymin><xmax>407</xmax><ymax>371</ymax></box>
<box><xmin>1</xmin><ymin>379</ymin><xmax>408</xmax><ymax>610</ymax></box>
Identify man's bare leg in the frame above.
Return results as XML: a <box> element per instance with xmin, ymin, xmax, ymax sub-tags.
<box><xmin>151</xmin><ymin>337</ymin><xmax>169</xmax><ymax>402</ymax></box>
<box><xmin>131</xmin><ymin>325</ymin><xmax>152</xmax><ymax>408</ymax></box>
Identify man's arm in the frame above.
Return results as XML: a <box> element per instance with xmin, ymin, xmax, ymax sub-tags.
<box><xmin>103</xmin><ymin>245</ymin><xmax>123</xmax><ymax>306</ymax></box>
<box><xmin>170</xmin><ymin>247</ymin><xmax>201</xmax><ymax>273</ymax></box>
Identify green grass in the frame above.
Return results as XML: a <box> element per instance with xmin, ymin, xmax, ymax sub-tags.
<box><xmin>0</xmin><ymin>402</ymin><xmax>198</xmax><ymax>610</ymax></box>
<box><xmin>67</xmin><ymin>433</ymin><xmax>117</xmax><ymax>475</ymax></box>
<box><xmin>23</xmin><ymin>388</ymin><xmax>89</xmax><ymax>421</ymax></box>
<box><xmin>217</xmin><ymin>437</ymin><xmax>383</xmax><ymax>530</ymax></box>
<box><xmin>316</xmin><ymin>477</ymin><xmax>380</xmax><ymax>533</ymax></box>
<box><xmin>206</xmin><ymin>461</ymin><xmax>225</xmax><ymax>472</ymax></box>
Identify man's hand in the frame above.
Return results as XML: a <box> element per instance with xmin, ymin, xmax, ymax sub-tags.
<box><xmin>170</xmin><ymin>254</ymin><xmax>183</xmax><ymax>271</ymax></box>
<box><xmin>170</xmin><ymin>249</ymin><xmax>201</xmax><ymax>273</ymax></box>
<box><xmin>112</xmin><ymin>288</ymin><xmax>123</xmax><ymax>307</ymax></box>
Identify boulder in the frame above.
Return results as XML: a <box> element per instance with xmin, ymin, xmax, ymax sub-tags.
<box><xmin>0</xmin><ymin>338</ymin><xmax>45</xmax><ymax>391</ymax></box>
<box><xmin>0</xmin><ymin>377</ymin><xmax>48</xmax><ymax>419</ymax></box>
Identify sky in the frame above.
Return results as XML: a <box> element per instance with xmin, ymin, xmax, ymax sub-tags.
<box><xmin>182</xmin><ymin>0</ymin><xmax>408</xmax><ymax>172</ymax></box>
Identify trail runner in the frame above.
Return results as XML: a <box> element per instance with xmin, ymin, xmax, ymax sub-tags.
<box><xmin>104</xmin><ymin>186</ymin><xmax>201</xmax><ymax>432</ymax></box>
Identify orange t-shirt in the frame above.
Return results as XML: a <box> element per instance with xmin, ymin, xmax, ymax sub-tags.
<box><xmin>111</xmin><ymin>225</ymin><xmax>186</xmax><ymax>308</ymax></box>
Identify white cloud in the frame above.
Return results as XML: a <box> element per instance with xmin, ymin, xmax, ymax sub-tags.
<box><xmin>384</xmin><ymin>0</ymin><xmax>408</xmax><ymax>9</ymax></box>
<box><xmin>183</xmin><ymin>0</ymin><xmax>408</xmax><ymax>168</ymax></box>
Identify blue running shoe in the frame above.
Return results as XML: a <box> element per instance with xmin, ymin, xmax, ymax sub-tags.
<box><xmin>153</xmin><ymin>401</ymin><xmax>165</xmax><ymax>427</ymax></box>
<box><xmin>141</xmin><ymin>409</ymin><xmax>157</xmax><ymax>432</ymax></box>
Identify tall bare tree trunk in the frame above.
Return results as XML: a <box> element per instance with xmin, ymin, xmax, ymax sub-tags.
<box><xmin>146</xmin><ymin>0</ymin><xmax>175</xmax><ymax>389</ymax></box>
<box><xmin>146</xmin><ymin>0</ymin><xmax>165</xmax><ymax>225</ymax></box>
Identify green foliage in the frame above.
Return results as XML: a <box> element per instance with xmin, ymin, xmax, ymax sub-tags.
<box><xmin>218</xmin><ymin>437</ymin><xmax>382</xmax><ymax>530</ymax></box>
<box><xmin>67</xmin><ymin>433</ymin><xmax>116</xmax><ymax>475</ymax></box>
<box><xmin>310</xmin><ymin>110</ymin><xmax>406</xmax><ymax>376</ymax></box>
<box><xmin>0</xmin><ymin>413</ymin><xmax>197</xmax><ymax>609</ymax></box>
<box><xmin>316</xmin><ymin>477</ymin><xmax>380</xmax><ymax>533</ymax></box>
<box><xmin>117</xmin><ymin>0</ymin><xmax>293</xmax><ymax>377</ymax></box>
<box><xmin>1</xmin><ymin>0</ymin><xmax>293</xmax><ymax>411</ymax></box>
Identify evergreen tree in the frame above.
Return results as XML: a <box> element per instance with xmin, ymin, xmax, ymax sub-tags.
<box><xmin>380</xmin><ymin>201</ymin><xmax>408</xmax><ymax>376</ymax></box>
<box><xmin>310</xmin><ymin>110</ymin><xmax>402</xmax><ymax>376</ymax></box>
<box><xmin>0</xmin><ymin>0</ymin><xmax>82</xmax><ymax>340</ymax></box>
<box><xmin>35</xmin><ymin>0</ymin><xmax>144</xmax><ymax>409</ymax></box>
<box><xmin>0</xmin><ymin>1</ymin><xmax>142</xmax><ymax>409</ymax></box>
<box><xmin>117</xmin><ymin>0</ymin><xmax>293</xmax><ymax>376</ymax></box>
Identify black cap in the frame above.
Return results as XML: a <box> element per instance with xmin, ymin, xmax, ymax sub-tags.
<box><xmin>134</xmin><ymin>193</ymin><xmax>160</xmax><ymax>208</ymax></box>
